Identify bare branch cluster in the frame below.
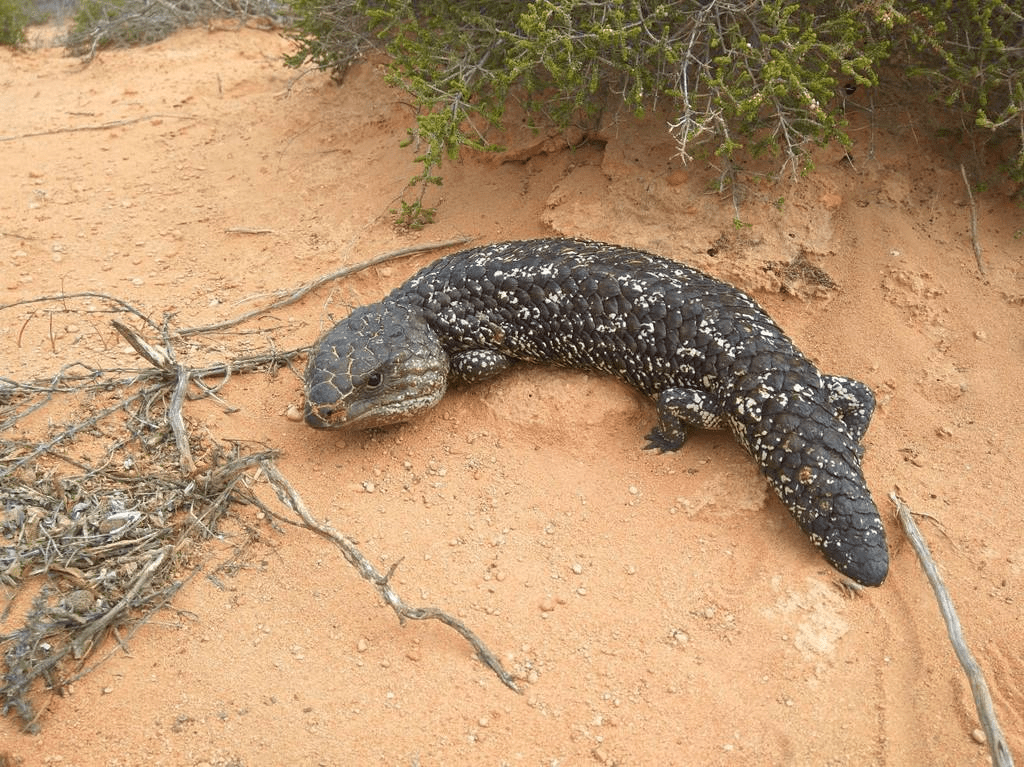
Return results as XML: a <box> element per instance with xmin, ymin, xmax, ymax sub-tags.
<box><xmin>1</xmin><ymin>239</ymin><xmax>518</xmax><ymax>732</ymax></box>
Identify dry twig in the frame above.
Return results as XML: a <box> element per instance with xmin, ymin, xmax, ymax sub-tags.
<box><xmin>890</xmin><ymin>492</ymin><xmax>1014</xmax><ymax>767</ymax></box>
<box><xmin>177</xmin><ymin>236</ymin><xmax>473</xmax><ymax>337</ymax></box>
<box><xmin>959</xmin><ymin>163</ymin><xmax>986</xmax><ymax>276</ymax></box>
<box><xmin>0</xmin><ymin>115</ymin><xmax>195</xmax><ymax>143</ymax></box>
<box><xmin>260</xmin><ymin>462</ymin><xmax>519</xmax><ymax>693</ymax></box>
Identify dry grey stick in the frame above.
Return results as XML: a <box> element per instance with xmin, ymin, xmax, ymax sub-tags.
<box><xmin>112</xmin><ymin>320</ymin><xmax>196</xmax><ymax>473</ymax></box>
<box><xmin>178</xmin><ymin>236</ymin><xmax>474</xmax><ymax>337</ymax></box>
<box><xmin>890</xmin><ymin>492</ymin><xmax>1014</xmax><ymax>767</ymax></box>
<box><xmin>959</xmin><ymin>163</ymin><xmax>986</xmax><ymax>276</ymax></box>
<box><xmin>0</xmin><ymin>115</ymin><xmax>194</xmax><ymax>143</ymax></box>
<box><xmin>260</xmin><ymin>460</ymin><xmax>519</xmax><ymax>693</ymax></box>
<box><xmin>168</xmin><ymin>365</ymin><xmax>196</xmax><ymax>474</ymax></box>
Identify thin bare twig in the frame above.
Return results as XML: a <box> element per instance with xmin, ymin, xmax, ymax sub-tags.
<box><xmin>0</xmin><ymin>115</ymin><xmax>195</xmax><ymax>143</ymax></box>
<box><xmin>111</xmin><ymin>320</ymin><xmax>196</xmax><ymax>473</ymax></box>
<box><xmin>260</xmin><ymin>461</ymin><xmax>520</xmax><ymax>693</ymax></box>
<box><xmin>960</xmin><ymin>163</ymin><xmax>986</xmax><ymax>276</ymax></box>
<box><xmin>177</xmin><ymin>237</ymin><xmax>474</xmax><ymax>337</ymax></box>
<box><xmin>890</xmin><ymin>492</ymin><xmax>1014</xmax><ymax>767</ymax></box>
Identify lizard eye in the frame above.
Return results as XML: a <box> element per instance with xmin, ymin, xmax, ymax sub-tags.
<box><xmin>365</xmin><ymin>371</ymin><xmax>384</xmax><ymax>389</ymax></box>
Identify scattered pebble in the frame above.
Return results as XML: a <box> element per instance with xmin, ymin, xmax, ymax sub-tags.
<box><xmin>539</xmin><ymin>596</ymin><xmax>556</xmax><ymax>613</ymax></box>
<box><xmin>971</xmin><ymin>728</ymin><xmax>986</xmax><ymax>744</ymax></box>
<box><xmin>285</xmin><ymin>404</ymin><xmax>303</xmax><ymax>422</ymax></box>
<box><xmin>571</xmin><ymin>563</ymin><xmax>583</xmax><ymax>575</ymax></box>
<box><xmin>356</xmin><ymin>638</ymin><xmax>369</xmax><ymax>653</ymax></box>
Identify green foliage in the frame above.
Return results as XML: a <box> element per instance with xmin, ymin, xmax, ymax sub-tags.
<box><xmin>900</xmin><ymin>0</ymin><xmax>1024</xmax><ymax>181</ymax></box>
<box><xmin>282</xmin><ymin>0</ymin><xmax>372</xmax><ymax>73</ymax></box>
<box><xmin>283</xmin><ymin>1</ymin><xmax>1024</xmax><ymax>224</ymax></box>
<box><xmin>0</xmin><ymin>0</ymin><xmax>30</xmax><ymax>47</ymax></box>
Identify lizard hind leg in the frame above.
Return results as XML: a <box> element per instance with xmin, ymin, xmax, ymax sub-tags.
<box><xmin>645</xmin><ymin>387</ymin><xmax>724</xmax><ymax>452</ymax></box>
<box><xmin>823</xmin><ymin>374</ymin><xmax>875</xmax><ymax>442</ymax></box>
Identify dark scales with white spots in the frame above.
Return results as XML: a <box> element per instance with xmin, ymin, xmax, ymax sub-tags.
<box><xmin>304</xmin><ymin>238</ymin><xmax>889</xmax><ymax>586</ymax></box>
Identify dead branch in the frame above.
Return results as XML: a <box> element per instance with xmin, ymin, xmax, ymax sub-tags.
<box><xmin>0</xmin><ymin>115</ymin><xmax>195</xmax><ymax>143</ymax></box>
<box><xmin>259</xmin><ymin>461</ymin><xmax>520</xmax><ymax>693</ymax></box>
<box><xmin>111</xmin><ymin>320</ymin><xmax>195</xmax><ymax>472</ymax></box>
<box><xmin>890</xmin><ymin>491</ymin><xmax>1013</xmax><ymax>767</ymax></box>
<box><xmin>959</xmin><ymin>163</ymin><xmax>986</xmax><ymax>276</ymax></box>
<box><xmin>0</xmin><ymin>291</ymin><xmax>162</xmax><ymax>330</ymax></box>
<box><xmin>177</xmin><ymin>237</ymin><xmax>474</xmax><ymax>337</ymax></box>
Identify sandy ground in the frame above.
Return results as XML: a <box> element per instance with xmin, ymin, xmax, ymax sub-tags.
<box><xmin>2</xmin><ymin>26</ymin><xmax>1023</xmax><ymax>766</ymax></box>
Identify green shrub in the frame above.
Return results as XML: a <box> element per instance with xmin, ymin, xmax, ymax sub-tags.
<box><xmin>901</xmin><ymin>0</ymin><xmax>1024</xmax><ymax>182</ymax></box>
<box><xmin>0</xmin><ymin>0</ymin><xmax>30</xmax><ymax>47</ymax></box>
<box><xmin>280</xmin><ymin>1</ymin><xmax>1024</xmax><ymax>221</ymax></box>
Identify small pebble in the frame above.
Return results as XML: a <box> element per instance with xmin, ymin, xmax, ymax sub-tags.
<box><xmin>539</xmin><ymin>596</ymin><xmax>556</xmax><ymax>613</ymax></box>
<box><xmin>356</xmin><ymin>638</ymin><xmax>369</xmax><ymax>653</ymax></box>
<box><xmin>571</xmin><ymin>563</ymin><xmax>583</xmax><ymax>575</ymax></box>
<box><xmin>285</xmin><ymin>404</ymin><xmax>303</xmax><ymax>422</ymax></box>
<box><xmin>971</xmin><ymin>728</ymin><xmax>986</xmax><ymax>744</ymax></box>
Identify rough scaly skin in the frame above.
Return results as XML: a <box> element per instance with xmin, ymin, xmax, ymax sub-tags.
<box><xmin>305</xmin><ymin>239</ymin><xmax>889</xmax><ymax>586</ymax></box>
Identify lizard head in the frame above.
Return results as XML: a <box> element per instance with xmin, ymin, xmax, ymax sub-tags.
<box><xmin>304</xmin><ymin>302</ymin><xmax>450</xmax><ymax>430</ymax></box>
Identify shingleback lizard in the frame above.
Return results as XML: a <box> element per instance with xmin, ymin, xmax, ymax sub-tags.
<box><xmin>304</xmin><ymin>238</ymin><xmax>889</xmax><ymax>586</ymax></box>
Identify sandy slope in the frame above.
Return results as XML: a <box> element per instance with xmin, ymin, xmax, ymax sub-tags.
<box><xmin>2</xmin><ymin>27</ymin><xmax>1022</xmax><ymax>766</ymax></box>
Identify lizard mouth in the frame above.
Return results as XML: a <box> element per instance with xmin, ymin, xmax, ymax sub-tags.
<box><xmin>303</xmin><ymin>393</ymin><xmax>436</xmax><ymax>430</ymax></box>
<box><xmin>303</xmin><ymin>402</ymin><xmax>346</xmax><ymax>429</ymax></box>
